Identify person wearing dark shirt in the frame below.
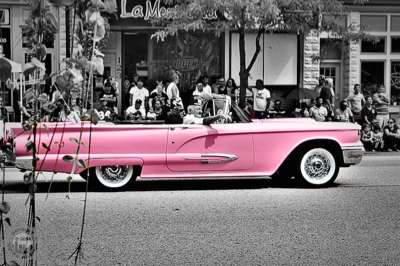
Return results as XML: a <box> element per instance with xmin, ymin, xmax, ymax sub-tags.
<box><xmin>100</xmin><ymin>80</ymin><xmax>117</xmax><ymax>109</ymax></box>
<box><xmin>147</xmin><ymin>99</ymin><xmax>169</xmax><ymax>120</ymax></box>
<box><xmin>149</xmin><ymin>81</ymin><xmax>169</xmax><ymax>110</ymax></box>
<box><xmin>269</xmin><ymin>99</ymin><xmax>286</xmax><ymax>118</ymax></box>
<box><xmin>165</xmin><ymin>98</ymin><xmax>185</xmax><ymax>124</ymax></box>
<box><xmin>360</xmin><ymin>95</ymin><xmax>377</xmax><ymax>125</ymax></box>
<box><xmin>383</xmin><ymin>118</ymin><xmax>400</xmax><ymax>151</ymax></box>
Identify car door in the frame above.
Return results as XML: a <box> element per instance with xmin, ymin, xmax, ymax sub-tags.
<box><xmin>166</xmin><ymin>123</ymin><xmax>254</xmax><ymax>172</ymax></box>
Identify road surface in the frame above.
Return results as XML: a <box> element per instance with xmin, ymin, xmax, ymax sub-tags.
<box><xmin>1</xmin><ymin>153</ymin><xmax>399</xmax><ymax>265</ymax></box>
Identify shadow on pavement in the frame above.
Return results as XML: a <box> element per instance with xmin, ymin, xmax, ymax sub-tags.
<box><xmin>2</xmin><ymin>178</ymin><xmax>319</xmax><ymax>193</ymax></box>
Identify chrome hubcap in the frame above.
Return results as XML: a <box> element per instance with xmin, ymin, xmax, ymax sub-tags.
<box><xmin>304</xmin><ymin>153</ymin><xmax>331</xmax><ymax>180</ymax></box>
<box><xmin>98</xmin><ymin>166</ymin><xmax>131</xmax><ymax>184</ymax></box>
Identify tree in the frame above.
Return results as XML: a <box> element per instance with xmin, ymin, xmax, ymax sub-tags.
<box><xmin>152</xmin><ymin>0</ymin><xmax>367</xmax><ymax>108</ymax></box>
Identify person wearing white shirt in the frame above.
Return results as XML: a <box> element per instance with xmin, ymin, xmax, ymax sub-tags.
<box><xmin>126</xmin><ymin>99</ymin><xmax>146</xmax><ymax>120</ymax></box>
<box><xmin>166</xmin><ymin>72</ymin><xmax>180</xmax><ymax>103</ymax></box>
<box><xmin>202</xmin><ymin>75</ymin><xmax>212</xmax><ymax>95</ymax></box>
<box><xmin>192</xmin><ymin>81</ymin><xmax>211</xmax><ymax>105</ymax></box>
<box><xmin>129</xmin><ymin>79</ymin><xmax>149</xmax><ymax>111</ymax></box>
<box><xmin>252</xmin><ymin>79</ymin><xmax>271</xmax><ymax>119</ymax></box>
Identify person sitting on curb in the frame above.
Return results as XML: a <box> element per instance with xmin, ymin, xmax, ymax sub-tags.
<box><xmin>334</xmin><ymin>100</ymin><xmax>354</xmax><ymax>123</ymax></box>
<box><xmin>383</xmin><ymin>118</ymin><xmax>400</xmax><ymax>152</ymax></box>
<box><xmin>309</xmin><ymin>97</ymin><xmax>328</xmax><ymax>122</ymax></box>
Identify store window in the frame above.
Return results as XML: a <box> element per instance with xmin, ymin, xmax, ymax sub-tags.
<box><xmin>22</xmin><ymin>9</ymin><xmax>54</xmax><ymax>48</ymax></box>
<box><xmin>150</xmin><ymin>32</ymin><xmax>223</xmax><ymax>90</ymax></box>
<box><xmin>390</xmin><ymin>16</ymin><xmax>400</xmax><ymax>32</ymax></box>
<box><xmin>361</xmin><ymin>61</ymin><xmax>385</xmax><ymax>96</ymax></box>
<box><xmin>320</xmin><ymin>67</ymin><xmax>337</xmax><ymax>87</ymax></box>
<box><xmin>123</xmin><ymin>32</ymin><xmax>223</xmax><ymax>90</ymax></box>
<box><xmin>360</xmin><ymin>15</ymin><xmax>387</xmax><ymax>32</ymax></box>
<box><xmin>361</xmin><ymin>37</ymin><xmax>386</xmax><ymax>53</ymax></box>
<box><xmin>320</xmin><ymin>39</ymin><xmax>342</xmax><ymax>60</ymax></box>
<box><xmin>391</xmin><ymin>37</ymin><xmax>400</xmax><ymax>53</ymax></box>
<box><xmin>391</xmin><ymin>61</ymin><xmax>400</xmax><ymax>105</ymax></box>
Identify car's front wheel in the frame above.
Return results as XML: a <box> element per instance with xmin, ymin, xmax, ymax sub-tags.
<box><xmin>296</xmin><ymin>147</ymin><xmax>339</xmax><ymax>187</ymax></box>
<box><xmin>81</xmin><ymin>165</ymin><xmax>135</xmax><ymax>190</ymax></box>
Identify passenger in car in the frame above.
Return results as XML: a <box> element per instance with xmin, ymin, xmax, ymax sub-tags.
<box><xmin>183</xmin><ymin>105</ymin><xmax>229</xmax><ymax>125</ymax></box>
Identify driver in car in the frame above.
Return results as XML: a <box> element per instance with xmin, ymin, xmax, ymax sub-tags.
<box><xmin>183</xmin><ymin>105</ymin><xmax>229</xmax><ymax>125</ymax></box>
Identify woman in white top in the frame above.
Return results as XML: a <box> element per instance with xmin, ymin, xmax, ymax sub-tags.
<box><xmin>166</xmin><ymin>71</ymin><xmax>180</xmax><ymax>103</ymax></box>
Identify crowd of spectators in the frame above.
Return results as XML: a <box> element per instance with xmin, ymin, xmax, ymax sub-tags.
<box><xmin>36</xmin><ymin>70</ymin><xmax>399</xmax><ymax>151</ymax></box>
<box><xmin>296</xmin><ymin>76</ymin><xmax>400</xmax><ymax>152</ymax></box>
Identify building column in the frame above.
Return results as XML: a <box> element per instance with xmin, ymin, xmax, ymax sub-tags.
<box><xmin>343</xmin><ymin>11</ymin><xmax>361</xmax><ymax>98</ymax></box>
<box><xmin>58</xmin><ymin>5</ymin><xmax>67</xmax><ymax>70</ymax></box>
<box><xmin>302</xmin><ymin>29</ymin><xmax>320</xmax><ymax>90</ymax></box>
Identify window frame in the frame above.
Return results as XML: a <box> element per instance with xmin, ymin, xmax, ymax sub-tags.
<box><xmin>359</xmin><ymin>13</ymin><xmax>400</xmax><ymax>107</ymax></box>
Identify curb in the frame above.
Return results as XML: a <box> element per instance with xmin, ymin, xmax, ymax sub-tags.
<box><xmin>363</xmin><ymin>151</ymin><xmax>400</xmax><ymax>157</ymax></box>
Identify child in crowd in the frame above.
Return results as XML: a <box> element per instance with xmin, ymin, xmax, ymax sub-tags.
<box><xmin>372</xmin><ymin>125</ymin><xmax>384</xmax><ymax>151</ymax></box>
<box><xmin>361</xmin><ymin>123</ymin><xmax>375</xmax><ymax>151</ymax></box>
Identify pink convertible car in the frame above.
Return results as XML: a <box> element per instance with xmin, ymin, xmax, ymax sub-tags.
<box><xmin>13</xmin><ymin>97</ymin><xmax>363</xmax><ymax>189</ymax></box>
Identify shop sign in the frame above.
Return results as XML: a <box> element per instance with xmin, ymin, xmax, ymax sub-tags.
<box><xmin>173</xmin><ymin>57</ymin><xmax>200</xmax><ymax>72</ymax></box>
<box><xmin>120</xmin><ymin>0</ymin><xmax>217</xmax><ymax>20</ymax></box>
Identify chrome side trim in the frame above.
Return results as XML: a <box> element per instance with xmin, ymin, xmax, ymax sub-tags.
<box><xmin>342</xmin><ymin>145</ymin><xmax>364</xmax><ymax>165</ymax></box>
<box><xmin>184</xmin><ymin>153</ymin><xmax>238</xmax><ymax>164</ymax></box>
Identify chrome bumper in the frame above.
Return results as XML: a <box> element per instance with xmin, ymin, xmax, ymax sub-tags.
<box><xmin>342</xmin><ymin>145</ymin><xmax>364</xmax><ymax>165</ymax></box>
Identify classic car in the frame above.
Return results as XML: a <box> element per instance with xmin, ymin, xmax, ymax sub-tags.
<box><xmin>11</xmin><ymin>95</ymin><xmax>363</xmax><ymax>189</ymax></box>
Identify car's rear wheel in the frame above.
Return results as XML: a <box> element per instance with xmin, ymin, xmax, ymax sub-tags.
<box><xmin>81</xmin><ymin>165</ymin><xmax>135</xmax><ymax>190</ymax></box>
<box><xmin>296</xmin><ymin>147</ymin><xmax>339</xmax><ymax>187</ymax></box>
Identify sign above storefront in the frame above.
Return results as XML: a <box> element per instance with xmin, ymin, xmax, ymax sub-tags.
<box><xmin>120</xmin><ymin>0</ymin><xmax>217</xmax><ymax>20</ymax></box>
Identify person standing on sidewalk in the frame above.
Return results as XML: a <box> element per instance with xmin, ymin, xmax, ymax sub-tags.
<box><xmin>252</xmin><ymin>79</ymin><xmax>271</xmax><ymax>119</ymax></box>
<box><xmin>373</xmin><ymin>85</ymin><xmax>390</xmax><ymax>128</ymax></box>
<box><xmin>361</xmin><ymin>95</ymin><xmax>377</xmax><ymax>125</ymax></box>
<box><xmin>347</xmin><ymin>84</ymin><xmax>365</xmax><ymax>123</ymax></box>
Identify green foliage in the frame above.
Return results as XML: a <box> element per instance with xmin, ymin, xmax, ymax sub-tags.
<box><xmin>153</xmin><ymin>0</ymin><xmax>365</xmax><ymax>41</ymax></box>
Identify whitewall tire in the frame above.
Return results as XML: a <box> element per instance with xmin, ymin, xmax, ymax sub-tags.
<box><xmin>94</xmin><ymin>165</ymin><xmax>134</xmax><ymax>189</ymax></box>
<box><xmin>297</xmin><ymin>148</ymin><xmax>339</xmax><ymax>187</ymax></box>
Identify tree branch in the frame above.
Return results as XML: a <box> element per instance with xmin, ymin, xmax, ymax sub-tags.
<box><xmin>246</xmin><ymin>25</ymin><xmax>263</xmax><ymax>73</ymax></box>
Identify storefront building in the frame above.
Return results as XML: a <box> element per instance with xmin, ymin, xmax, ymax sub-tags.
<box><xmin>303</xmin><ymin>0</ymin><xmax>400</xmax><ymax>117</ymax></box>
<box><xmin>0</xmin><ymin>0</ymin><xmax>67</xmax><ymax>110</ymax></box>
<box><xmin>106</xmin><ymin>0</ymin><xmax>300</xmax><ymax>113</ymax></box>
<box><xmin>3</xmin><ymin>0</ymin><xmax>399</xmax><ymax>119</ymax></box>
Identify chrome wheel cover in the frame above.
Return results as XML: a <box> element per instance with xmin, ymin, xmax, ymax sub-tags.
<box><xmin>95</xmin><ymin>165</ymin><xmax>134</xmax><ymax>188</ymax></box>
<box><xmin>300</xmin><ymin>148</ymin><xmax>336</xmax><ymax>185</ymax></box>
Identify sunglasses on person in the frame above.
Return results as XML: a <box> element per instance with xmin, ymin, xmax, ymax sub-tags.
<box><xmin>388</xmin><ymin>121</ymin><xmax>395</xmax><ymax>124</ymax></box>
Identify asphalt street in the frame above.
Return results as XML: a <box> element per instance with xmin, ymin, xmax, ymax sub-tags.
<box><xmin>1</xmin><ymin>153</ymin><xmax>400</xmax><ymax>265</ymax></box>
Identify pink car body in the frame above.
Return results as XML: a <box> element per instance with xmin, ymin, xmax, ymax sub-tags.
<box><xmin>13</xmin><ymin>117</ymin><xmax>363</xmax><ymax>187</ymax></box>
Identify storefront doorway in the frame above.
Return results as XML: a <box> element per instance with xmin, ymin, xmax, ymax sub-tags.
<box><xmin>320</xmin><ymin>63</ymin><xmax>341</xmax><ymax>104</ymax></box>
